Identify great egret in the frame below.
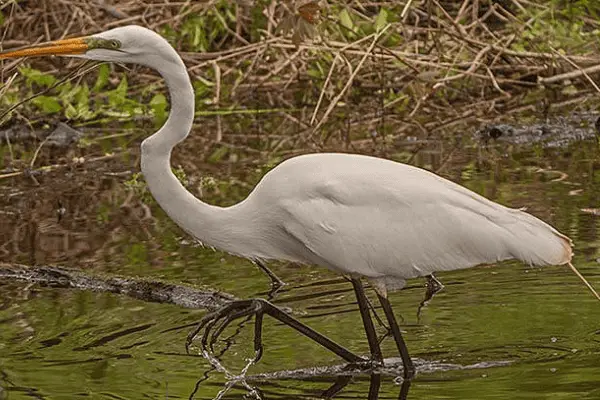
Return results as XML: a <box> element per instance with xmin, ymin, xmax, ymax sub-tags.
<box><xmin>2</xmin><ymin>25</ymin><xmax>598</xmax><ymax>380</ymax></box>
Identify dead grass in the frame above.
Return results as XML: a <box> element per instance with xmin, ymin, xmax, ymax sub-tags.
<box><xmin>1</xmin><ymin>0</ymin><xmax>599</xmax><ymax>161</ymax></box>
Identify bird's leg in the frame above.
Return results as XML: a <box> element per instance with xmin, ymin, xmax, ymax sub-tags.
<box><xmin>416</xmin><ymin>274</ymin><xmax>444</xmax><ymax>320</ymax></box>
<box><xmin>187</xmin><ymin>299</ymin><xmax>365</xmax><ymax>365</ymax></box>
<box><xmin>368</xmin><ymin>373</ymin><xmax>381</xmax><ymax>399</ymax></box>
<box><xmin>425</xmin><ymin>274</ymin><xmax>444</xmax><ymax>299</ymax></box>
<box><xmin>398</xmin><ymin>378</ymin><xmax>411</xmax><ymax>400</ymax></box>
<box><xmin>253</xmin><ymin>310</ymin><xmax>264</xmax><ymax>363</ymax></box>
<box><xmin>351</xmin><ymin>278</ymin><xmax>383</xmax><ymax>364</ymax></box>
<box><xmin>248</xmin><ymin>300</ymin><xmax>364</xmax><ymax>363</ymax></box>
<box><xmin>366</xmin><ymin>295</ymin><xmax>390</xmax><ymax>333</ymax></box>
<box><xmin>254</xmin><ymin>260</ymin><xmax>286</xmax><ymax>290</ymax></box>
<box><xmin>376</xmin><ymin>293</ymin><xmax>415</xmax><ymax>379</ymax></box>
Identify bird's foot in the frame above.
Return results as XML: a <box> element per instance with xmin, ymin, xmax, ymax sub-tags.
<box><xmin>186</xmin><ymin>299</ymin><xmax>266</xmax><ymax>364</ymax></box>
<box><xmin>417</xmin><ymin>274</ymin><xmax>444</xmax><ymax>321</ymax></box>
<box><xmin>426</xmin><ymin>274</ymin><xmax>444</xmax><ymax>295</ymax></box>
<box><xmin>186</xmin><ymin>298</ymin><xmax>364</xmax><ymax>367</ymax></box>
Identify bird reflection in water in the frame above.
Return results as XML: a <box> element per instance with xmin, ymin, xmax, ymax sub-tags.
<box><xmin>321</xmin><ymin>373</ymin><xmax>411</xmax><ymax>400</ymax></box>
<box><xmin>193</xmin><ymin>373</ymin><xmax>411</xmax><ymax>400</ymax></box>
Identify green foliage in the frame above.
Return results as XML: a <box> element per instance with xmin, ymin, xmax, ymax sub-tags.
<box><xmin>124</xmin><ymin>172</ymin><xmax>153</xmax><ymax>203</ymax></box>
<box><xmin>374</xmin><ymin>8</ymin><xmax>388</xmax><ymax>32</ymax></box>
<box><xmin>193</xmin><ymin>78</ymin><xmax>214</xmax><ymax>109</ymax></box>
<box><xmin>172</xmin><ymin>165</ymin><xmax>188</xmax><ymax>185</ymax></box>
<box><xmin>512</xmin><ymin>0</ymin><xmax>600</xmax><ymax>52</ymax></box>
<box><xmin>207</xmin><ymin>145</ymin><xmax>229</xmax><ymax>163</ymax></box>
<box><xmin>319</xmin><ymin>5</ymin><xmax>401</xmax><ymax>46</ymax></box>
<box><xmin>248</xmin><ymin>0</ymin><xmax>270</xmax><ymax>42</ymax></box>
<box><xmin>1</xmin><ymin>0</ymin><xmax>597</xmax><ymax>152</ymax></box>
<box><xmin>123</xmin><ymin>167</ymin><xmax>189</xmax><ymax>204</ymax></box>
<box><xmin>557</xmin><ymin>0</ymin><xmax>600</xmax><ymax>19</ymax></box>
<box><xmin>96</xmin><ymin>203</ymin><xmax>111</xmax><ymax>224</ymax></box>
<box><xmin>338</xmin><ymin>8</ymin><xmax>355</xmax><ymax>37</ymax></box>
<box><xmin>161</xmin><ymin>1</ymin><xmax>239</xmax><ymax>52</ymax></box>
<box><xmin>93</xmin><ymin>64</ymin><xmax>110</xmax><ymax>92</ymax></box>
<box><xmin>64</xmin><ymin>83</ymin><xmax>94</xmax><ymax>120</ymax></box>
<box><xmin>19</xmin><ymin>66</ymin><xmax>57</xmax><ymax>87</ymax></box>
<box><xmin>5</xmin><ymin>65</ymin><xmax>152</xmax><ymax>124</ymax></box>
<box><xmin>199</xmin><ymin>175</ymin><xmax>217</xmax><ymax>191</ymax></box>
<box><xmin>107</xmin><ymin>76</ymin><xmax>129</xmax><ymax>106</ymax></box>
<box><xmin>125</xmin><ymin>242</ymin><xmax>149</xmax><ymax>269</ymax></box>
<box><xmin>149</xmin><ymin>93</ymin><xmax>168</xmax><ymax>127</ymax></box>
<box><xmin>31</xmin><ymin>95</ymin><xmax>61</xmax><ymax>114</ymax></box>
<box><xmin>162</xmin><ymin>0</ymin><xmax>272</xmax><ymax>51</ymax></box>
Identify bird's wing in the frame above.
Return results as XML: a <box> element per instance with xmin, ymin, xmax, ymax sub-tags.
<box><xmin>278</xmin><ymin>168</ymin><xmax>572</xmax><ymax>286</ymax></box>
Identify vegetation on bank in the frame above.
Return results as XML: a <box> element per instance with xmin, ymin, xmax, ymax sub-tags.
<box><xmin>1</xmin><ymin>1</ymin><xmax>599</xmax><ymax>147</ymax></box>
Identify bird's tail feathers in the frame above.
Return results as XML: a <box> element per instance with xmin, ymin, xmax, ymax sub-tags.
<box><xmin>506</xmin><ymin>210</ymin><xmax>572</xmax><ymax>266</ymax></box>
<box><xmin>504</xmin><ymin>211</ymin><xmax>600</xmax><ymax>301</ymax></box>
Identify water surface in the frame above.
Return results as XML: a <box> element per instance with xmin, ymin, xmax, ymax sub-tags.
<box><xmin>0</xmin><ymin>134</ymin><xmax>599</xmax><ymax>399</ymax></box>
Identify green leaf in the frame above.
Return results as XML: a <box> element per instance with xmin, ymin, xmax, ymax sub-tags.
<box><xmin>374</xmin><ymin>8</ymin><xmax>388</xmax><ymax>32</ymax></box>
<box><xmin>107</xmin><ymin>75</ymin><xmax>128</xmax><ymax>106</ymax></box>
<box><xmin>561</xmin><ymin>85</ymin><xmax>579</xmax><ymax>96</ymax></box>
<box><xmin>31</xmin><ymin>96</ymin><xmax>61</xmax><ymax>114</ymax></box>
<box><xmin>339</xmin><ymin>9</ymin><xmax>354</xmax><ymax>32</ymax></box>
<box><xmin>149</xmin><ymin>93</ymin><xmax>167</xmax><ymax>108</ymax></box>
<box><xmin>19</xmin><ymin>67</ymin><xmax>57</xmax><ymax>87</ymax></box>
<box><xmin>73</xmin><ymin>84</ymin><xmax>94</xmax><ymax>120</ymax></box>
<box><xmin>93</xmin><ymin>64</ymin><xmax>110</xmax><ymax>92</ymax></box>
<box><xmin>207</xmin><ymin>145</ymin><xmax>229</xmax><ymax>163</ymax></box>
<box><xmin>149</xmin><ymin>93</ymin><xmax>168</xmax><ymax>126</ymax></box>
<box><xmin>74</xmin><ymin>84</ymin><xmax>90</xmax><ymax>106</ymax></box>
<box><xmin>193</xmin><ymin>79</ymin><xmax>213</xmax><ymax>107</ymax></box>
<box><xmin>115</xmin><ymin>76</ymin><xmax>128</xmax><ymax>97</ymax></box>
<box><xmin>65</xmin><ymin>103</ymin><xmax>78</xmax><ymax>119</ymax></box>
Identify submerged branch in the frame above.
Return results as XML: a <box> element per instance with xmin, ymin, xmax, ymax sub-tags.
<box><xmin>0</xmin><ymin>263</ymin><xmax>234</xmax><ymax>310</ymax></box>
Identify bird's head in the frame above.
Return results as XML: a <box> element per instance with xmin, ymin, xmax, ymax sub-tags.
<box><xmin>0</xmin><ymin>25</ymin><xmax>181</xmax><ymax>68</ymax></box>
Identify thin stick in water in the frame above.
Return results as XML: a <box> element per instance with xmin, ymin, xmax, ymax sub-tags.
<box><xmin>568</xmin><ymin>262</ymin><xmax>600</xmax><ymax>301</ymax></box>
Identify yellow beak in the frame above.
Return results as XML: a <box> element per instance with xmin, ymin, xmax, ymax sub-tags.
<box><xmin>0</xmin><ymin>37</ymin><xmax>89</xmax><ymax>59</ymax></box>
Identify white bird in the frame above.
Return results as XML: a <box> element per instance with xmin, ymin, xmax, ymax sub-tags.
<box><xmin>2</xmin><ymin>25</ymin><xmax>596</xmax><ymax>380</ymax></box>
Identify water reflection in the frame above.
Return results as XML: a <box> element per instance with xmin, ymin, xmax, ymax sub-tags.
<box><xmin>319</xmin><ymin>374</ymin><xmax>412</xmax><ymax>400</ymax></box>
<box><xmin>195</xmin><ymin>353</ymin><xmax>516</xmax><ymax>399</ymax></box>
<box><xmin>0</xmin><ymin>370</ymin><xmax>8</xmax><ymax>400</ymax></box>
<box><xmin>199</xmin><ymin>373</ymin><xmax>411</xmax><ymax>399</ymax></box>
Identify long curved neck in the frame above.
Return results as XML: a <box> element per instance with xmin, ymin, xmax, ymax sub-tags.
<box><xmin>140</xmin><ymin>52</ymin><xmax>242</xmax><ymax>252</ymax></box>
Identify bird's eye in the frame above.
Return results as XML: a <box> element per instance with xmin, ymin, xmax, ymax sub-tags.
<box><xmin>109</xmin><ymin>39</ymin><xmax>121</xmax><ymax>49</ymax></box>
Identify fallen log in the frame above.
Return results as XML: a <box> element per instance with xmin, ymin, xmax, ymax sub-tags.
<box><xmin>0</xmin><ymin>263</ymin><xmax>234</xmax><ymax>311</ymax></box>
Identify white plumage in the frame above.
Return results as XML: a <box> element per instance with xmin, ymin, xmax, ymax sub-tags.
<box><xmin>239</xmin><ymin>153</ymin><xmax>572</xmax><ymax>295</ymax></box>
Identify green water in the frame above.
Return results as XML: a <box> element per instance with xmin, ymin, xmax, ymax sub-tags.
<box><xmin>1</xmin><ymin>139</ymin><xmax>599</xmax><ymax>399</ymax></box>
